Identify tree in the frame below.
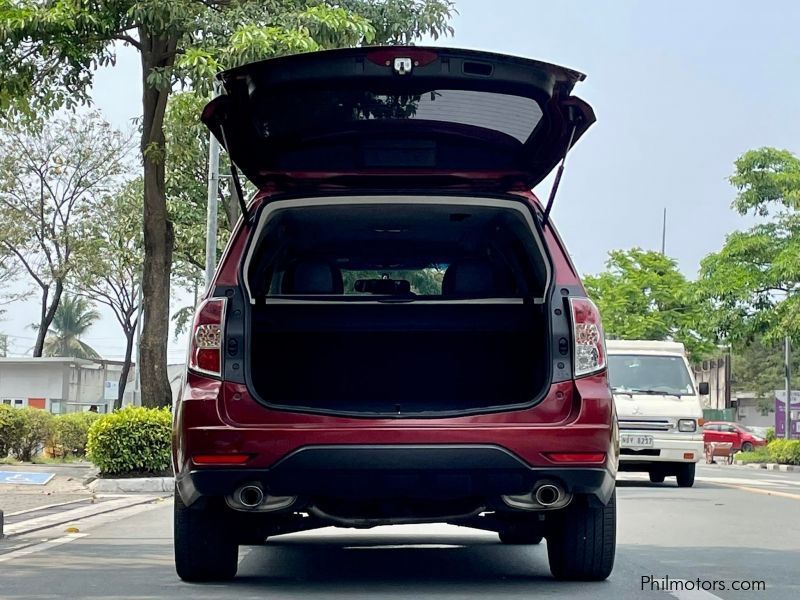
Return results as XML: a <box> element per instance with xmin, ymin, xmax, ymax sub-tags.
<box><xmin>583</xmin><ymin>248</ymin><xmax>714</xmax><ymax>360</ymax></box>
<box><xmin>699</xmin><ymin>148</ymin><xmax>800</xmax><ymax>345</ymax></box>
<box><xmin>0</xmin><ymin>113</ymin><xmax>131</xmax><ymax>356</ymax></box>
<box><xmin>0</xmin><ymin>0</ymin><xmax>454</xmax><ymax>407</ymax></box>
<box><xmin>74</xmin><ymin>179</ymin><xmax>144</xmax><ymax>409</ymax></box>
<box><xmin>43</xmin><ymin>295</ymin><xmax>101</xmax><ymax>359</ymax></box>
<box><xmin>729</xmin><ymin>336</ymin><xmax>800</xmax><ymax>413</ymax></box>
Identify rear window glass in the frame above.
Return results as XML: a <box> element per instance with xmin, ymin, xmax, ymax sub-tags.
<box><xmin>254</xmin><ymin>89</ymin><xmax>543</xmax><ymax>143</ymax></box>
<box><xmin>342</xmin><ymin>268</ymin><xmax>446</xmax><ymax>296</ymax></box>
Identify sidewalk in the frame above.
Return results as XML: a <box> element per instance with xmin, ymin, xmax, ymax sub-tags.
<box><xmin>0</xmin><ymin>462</ymin><xmax>97</xmax><ymax>515</ymax></box>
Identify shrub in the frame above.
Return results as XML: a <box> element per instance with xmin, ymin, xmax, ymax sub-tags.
<box><xmin>0</xmin><ymin>404</ymin><xmax>14</xmax><ymax>457</ymax></box>
<box><xmin>766</xmin><ymin>427</ymin><xmax>776</xmax><ymax>443</ymax></box>
<box><xmin>87</xmin><ymin>406</ymin><xmax>172</xmax><ymax>475</ymax></box>
<box><xmin>6</xmin><ymin>408</ymin><xmax>55</xmax><ymax>461</ymax></box>
<box><xmin>736</xmin><ymin>447</ymin><xmax>770</xmax><ymax>464</ymax></box>
<box><xmin>766</xmin><ymin>439</ymin><xmax>800</xmax><ymax>466</ymax></box>
<box><xmin>49</xmin><ymin>412</ymin><xmax>102</xmax><ymax>457</ymax></box>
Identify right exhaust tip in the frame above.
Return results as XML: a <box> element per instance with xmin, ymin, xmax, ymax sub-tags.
<box><xmin>238</xmin><ymin>485</ymin><xmax>265</xmax><ymax>508</ymax></box>
<box><xmin>534</xmin><ymin>483</ymin><xmax>562</xmax><ymax>507</ymax></box>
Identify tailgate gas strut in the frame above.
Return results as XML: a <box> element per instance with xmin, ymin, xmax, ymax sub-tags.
<box><xmin>541</xmin><ymin>107</ymin><xmax>580</xmax><ymax>229</ymax></box>
<box><xmin>218</xmin><ymin>124</ymin><xmax>249</xmax><ymax>220</ymax></box>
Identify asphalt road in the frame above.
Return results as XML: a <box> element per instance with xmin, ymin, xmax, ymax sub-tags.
<box><xmin>1</xmin><ymin>464</ymin><xmax>799</xmax><ymax>600</ymax></box>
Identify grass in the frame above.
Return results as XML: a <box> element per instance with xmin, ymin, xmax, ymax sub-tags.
<box><xmin>736</xmin><ymin>448</ymin><xmax>772</xmax><ymax>464</ymax></box>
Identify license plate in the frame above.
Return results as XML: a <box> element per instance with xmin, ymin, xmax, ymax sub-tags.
<box><xmin>621</xmin><ymin>434</ymin><xmax>654</xmax><ymax>448</ymax></box>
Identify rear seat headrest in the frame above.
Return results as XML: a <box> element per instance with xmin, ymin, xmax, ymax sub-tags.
<box><xmin>442</xmin><ymin>258</ymin><xmax>510</xmax><ymax>296</ymax></box>
<box><xmin>283</xmin><ymin>259</ymin><xmax>343</xmax><ymax>294</ymax></box>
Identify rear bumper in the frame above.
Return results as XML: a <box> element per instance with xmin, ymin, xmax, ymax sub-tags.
<box><xmin>176</xmin><ymin>444</ymin><xmax>616</xmax><ymax>508</ymax></box>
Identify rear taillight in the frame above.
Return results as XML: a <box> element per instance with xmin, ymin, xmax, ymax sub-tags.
<box><xmin>187</xmin><ymin>298</ymin><xmax>226</xmax><ymax>377</ymax></box>
<box><xmin>569</xmin><ymin>297</ymin><xmax>606</xmax><ymax>378</ymax></box>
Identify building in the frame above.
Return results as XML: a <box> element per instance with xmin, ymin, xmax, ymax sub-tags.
<box><xmin>731</xmin><ymin>391</ymin><xmax>775</xmax><ymax>429</ymax></box>
<box><xmin>0</xmin><ymin>357</ymin><xmax>135</xmax><ymax>413</ymax></box>
<box><xmin>693</xmin><ymin>353</ymin><xmax>731</xmax><ymax>410</ymax></box>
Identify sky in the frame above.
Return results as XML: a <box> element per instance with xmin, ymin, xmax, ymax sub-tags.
<box><xmin>2</xmin><ymin>0</ymin><xmax>800</xmax><ymax>359</ymax></box>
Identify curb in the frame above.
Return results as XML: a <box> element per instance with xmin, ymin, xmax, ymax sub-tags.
<box><xmin>733</xmin><ymin>461</ymin><xmax>799</xmax><ymax>472</ymax></box>
<box><xmin>89</xmin><ymin>477</ymin><xmax>174</xmax><ymax>493</ymax></box>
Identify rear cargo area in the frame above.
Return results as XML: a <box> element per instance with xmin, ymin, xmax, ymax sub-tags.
<box><xmin>250</xmin><ymin>302</ymin><xmax>548</xmax><ymax>414</ymax></box>
<box><xmin>243</xmin><ymin>196</ymin><xmax>552</xmax><ymax>416</ymax></box>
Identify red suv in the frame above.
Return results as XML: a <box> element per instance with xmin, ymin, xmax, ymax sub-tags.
<box><xmin>173</xmin><ymin>46</ymin><xmax>617</xmax><ymax>582</ymax></box>
<box><xmin>703</xmin><ymin>421</ymin><xmax>767</xmax><ymax>452</ymax></box>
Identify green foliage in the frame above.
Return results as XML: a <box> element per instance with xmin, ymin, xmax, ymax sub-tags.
<box><xmin>87</xmin><ymin>406</ymin><xmax>172</xmax><ymax>475</ymax></box>
<box><xmin>583</xmin><ymin>248</ymin><xmax>714</xmax><ymax>360</ymax></box>
<box><xmin>0</xmin><ymin>403</ymin><xmax>13</xmax><ymax>457</ymax></box>
<box><xmin>730</xmin><ymin>147</ymin><xmax>800</xmax><ymax>216</ymax></box>
<box><xmin>699</xmin><ymin>148</ymin><xmax>800</xmax><ymax>345</ymax></box>
<box><xmin>729</xmin><ymin>337</ymin><xmax>800</xmax><ymax>397</ymax></box>
<box><xmin>4</xmin><ymin>408</ymin><xmax>55</xmax><ymax>462</ymax></box>
<box><xmin>766</xmin><ymin>427</ymin><xmax>776</xmax><ymax>443</ymax></box>
<box><xmin>765</xmin><ymin>439</ymin><xmax>800</xmax><ymax>465</ymax></box>
<box><xmin>735</xmin><ymin>447</ymin><xmax>771</xmax><ymax>464</ymax></box>
<box><xmin>42</xmin><ymin>295</ymin><xmax>101</xmax><ymax>359</ymax></box>
<box><xmin>50</xmin><ymin>412</ymin><xmax>101</xmax><ymax>458</ymax></box>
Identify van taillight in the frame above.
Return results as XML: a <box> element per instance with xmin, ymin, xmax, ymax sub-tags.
<box><xmin>569</xmin><ymin>297</ymin><xmax>606</xmax><ymax>378</ymax></box>
<box><xmin>188</xmin><ymin>298</ymin><xmax>226</xmax><ymax>377</ymax></box>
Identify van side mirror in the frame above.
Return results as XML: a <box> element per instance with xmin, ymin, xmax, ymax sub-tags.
<box><xmin>698</xmin><ymin>382</ymin><xmax>709</xmax><ymax>395</ymax></box>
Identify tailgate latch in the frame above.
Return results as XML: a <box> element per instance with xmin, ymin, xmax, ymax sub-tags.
<box><xmin>393</xmin><ymin>57</ymin><xmax>413</xmax><ymax>75</ymax></box>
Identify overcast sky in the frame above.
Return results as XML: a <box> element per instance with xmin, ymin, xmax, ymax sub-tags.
<box><xmin>2</xmin><ymin>0</ymin><xmax>799</xmax><ymax>359</ymax></box>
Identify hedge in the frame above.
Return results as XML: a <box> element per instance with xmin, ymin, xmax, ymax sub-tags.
<box><xmin>49</xmin><ymin>411</ymin><xmax>101</xmax><ymax>458</ymax></box>
<box><xmin>3</xmin><ymin>408</ymin><xmax>55</xmax><ymax>461</ymax></box>
<box><xmin>0</xmin><ymin>403</ymin><xmax>14</xmax><ymax>457</ymax></box>
<box><xmin>86</xmin><ymin>406</ymin><xmax>172</xmax><ymax>476</ymax></box>
<box><xmin>766</xmin><ymin>439</ymin><xmax>800</xmax><ymax>465</ymax></box>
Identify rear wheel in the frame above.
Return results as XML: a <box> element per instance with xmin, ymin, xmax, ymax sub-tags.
<box><xmin>174</xmin><ymin>490</ymin><xmax>239</xmax><ymax>582</ymax></box>
<box><xmin>648</xmin><ymin>470</ymin><xmax>665</xmax><ymax>483</ymax></box>
<box><xmin>546</xmin><ymin>491</ymin><xmax>616</xmax><ymax>581</ymax></box>
<box><xmin>676</xmin><ymin>463</ymin><xmax>696</xmax><ymax>488</ymax></box>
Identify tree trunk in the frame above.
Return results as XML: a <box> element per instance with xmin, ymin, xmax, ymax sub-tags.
<box><xmin>138</xmin><ymin>30</ymin><xmax>178</xmax><ymax>408</ymax></box>
<box><xmin>117</xmin><ymin>327</ymin><xmax>135</xmax><ymax>410</ymax></box>
<box><xmin>33</xmin><ymin>279</ymin><xmax>63</xmax><ymax>357</ymax></box>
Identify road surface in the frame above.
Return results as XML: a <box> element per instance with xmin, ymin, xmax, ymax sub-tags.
<box><xmin>1</xmin><ymin>464</ymin><xmax>798</xmax><ymax>599</ymax></box>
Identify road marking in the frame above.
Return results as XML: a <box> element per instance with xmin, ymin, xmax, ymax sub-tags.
<box><xmin>5</xmin><ymin>497</ymin><xmax>95</xmax><ymax>518</ymax></box>
<box><xmin>665</xmin><ymin>580</ymin><xmax>724</xmax><ymax>600</ymax></box>
<box><xmin>0</xmin><ymin>471</ymin><xmax>55</xmax><ymax>486</ymax></box>
<box><xmin>709</xmin><ymin>482</ymin><xmax>800</xmax><ymax>500</ymax></box>
<box><xmin>0</xmin><ymin>533</ymin><xmax>87</xmax><ymax>563</ymax></box>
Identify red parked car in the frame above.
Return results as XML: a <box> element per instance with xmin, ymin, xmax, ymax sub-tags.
<box><xmin>173</xmin><ymin>46</ymin><xmax>617</xmax><ymax>582</ymax></box>
<box><xmin>703</xmin><ymin>421</ymin><xmax>767</xmax><ymax>452</ymax></box>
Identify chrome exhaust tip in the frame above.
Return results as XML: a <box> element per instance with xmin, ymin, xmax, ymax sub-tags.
<box><xmin>237</xmin><ymin>485</ymin><xmax>265</xmax><ymax>508</ymax></box>
<box><xmin>534</xmin><ymin>483</ymin><xmax>562</xmax><ymax>507</ymax></box>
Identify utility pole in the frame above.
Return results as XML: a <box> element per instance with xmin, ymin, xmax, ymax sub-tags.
<box><xmin>661</xmin><ymin>207</ymin><xmax>667</xmax><ymax>255</ymax></box>
<box><xmin>204</xmin><ymin>82</ymin><xmax>222</xmax><ymax>291</ymax></box>
<box><xmin>785</xmin><ymin>335</ymin><xmax>793</xmax><ymax>439</ymax></box>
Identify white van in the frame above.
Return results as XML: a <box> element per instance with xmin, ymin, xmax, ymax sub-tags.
<box><xmin>606</xmin><ymin>340</ymin><xmax>707</xmax><ymax>487</ymax></box>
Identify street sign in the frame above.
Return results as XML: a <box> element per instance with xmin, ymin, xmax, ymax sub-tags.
<box><xmin>0</xmin><ymin>471</ymin><xmax>55</xmax><ymax>486</ymax></box>
<box><xmin>104</xmin><ymin>381</ymin><xmax>119</xmax><ymax>401</ymax></box>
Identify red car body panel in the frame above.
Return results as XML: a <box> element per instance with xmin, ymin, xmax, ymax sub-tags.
<box><xmin>703</xmin><ymin>421</ymin><xmax>767</xmax><ymax>451</ymax></box>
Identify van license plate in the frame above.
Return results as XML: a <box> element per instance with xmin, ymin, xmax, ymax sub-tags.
<box><xmin>621</xmin><ymin>434</ymin><xmax>654</xmax><ymax>448</ymax></box>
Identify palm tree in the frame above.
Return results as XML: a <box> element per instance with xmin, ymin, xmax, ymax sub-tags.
<box><xmin>43</xmin><ymin>296</ymin><xmax>101</xmax><ymax>359</ymax></box>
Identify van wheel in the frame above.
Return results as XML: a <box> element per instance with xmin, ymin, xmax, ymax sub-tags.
<box><xmin>676</xmin><ymin>463</ymin><xmax>696</xmax><ymax>488</ymax></box>
<box><xmin>174</xmin><ymin>490</ymin><xmax>239</xmax><ymax>581</ymax></box>
<box><xmin>649</xmin><ymin>470</ymin><xmax>665</xmax><ymax>483</ymax></box>
<box><xmin>546</xmin><ymin>491</ymin><xmax>616</xmax><ymax>581</ymax></box>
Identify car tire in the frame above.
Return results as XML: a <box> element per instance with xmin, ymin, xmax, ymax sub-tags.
<box><xmin>676</xmin><ymin>463</ymin><xmax>696</xmax><ymax>488</ymax></box>
<box><xmin>174</xmin><ymin>490</ymin><xmax>239</xmax><ymax>582</ymax></box>
<box><xmin>742</xmin><ymin>442</ymin><xmax>754</xmax><ymax>453</ymax></box>
<box><xmin>649</xmin><ymin>470</ymin><xmax>665</xmax><ymax>483</ymax></box>
<box><xmin>546</xmin><ymin>490</ymin><xmax>616</xmax><ymax>581</ymax></box>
